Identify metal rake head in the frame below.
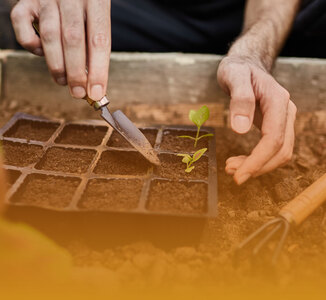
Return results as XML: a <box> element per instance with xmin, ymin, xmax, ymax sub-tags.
<box><xmin>235</xmin><ymin>217</ymin><xmax>290</xmax><ymax>266</ymax></box>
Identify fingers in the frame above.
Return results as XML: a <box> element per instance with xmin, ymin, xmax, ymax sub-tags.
<box><xmin>225</xmin><ymin>101</ymin><xmax>296</xmax><ymax>181</ymax></box>
<box><xmin>11</xmin><ymin>0</ymin><xmax>43</xmax><ymax>55</ymax></box>
<box><xmin>59</xmin><ymin>0</ymin><xmax>87</xmax><ymax>98</ymax></box>
<box><xmin>233</xmin><ymin>84</ymin><xmax>291</xmax><ymax>184</ymax></box>
<box><xmin>252</xmin><ymin>100</ymin><xmax>296</xmax><ymax>176</ymax></box>
<box><xmin>218</xmin><ymin>60</ymin><xmax>256</xmax><ymax>134</ymax></box>
<box><xmin>86</xmin><ymin>0</ymin><xmax>111</xmax><ymax>100</ymax></box>
<box><xmin>225</xmin><ymin>155</ymin><xmax>247</xmax><ymax>175</ymax></box>
<box><xmin>39</xmin><ymin>0</ymin><xmax>66</xmax><ymax>85</ymax></box>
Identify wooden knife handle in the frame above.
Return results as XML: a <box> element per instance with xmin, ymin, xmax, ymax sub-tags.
<box><xmin>279</xmin><ymin>173</ymin><xmax>326</xmax><ymax>226</ymax></box>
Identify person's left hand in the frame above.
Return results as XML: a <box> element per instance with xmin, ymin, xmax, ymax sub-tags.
<box><xmin>217</xmin><ymin>55</ymin><xmax>297</xmax><ymax>185</ymax></box>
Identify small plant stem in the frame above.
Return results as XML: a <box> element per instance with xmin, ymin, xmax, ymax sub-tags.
<box><xmin>194</xmin><ymin>126</ymin><xmax>200</xmax><ymax>148</ymax></box>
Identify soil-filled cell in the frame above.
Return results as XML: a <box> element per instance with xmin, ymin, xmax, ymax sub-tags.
<box><xmin>11</xmin><ymin>174</ymin><xmax>80</xmax><ymax>208</ymax></box>
<box><xmin>107</xmin><ymin>129</ymin><xmax>157</xmax><ymax>148</ymax></box>
<box><xmin>55</xmin><ymin>124</ymin><xmax>107</xmax><ymax>146</ymax></box>
<box><xmin>160</xmin><ymin>130</ymin><xmax>210</xmax><ymax>153</ymax></box>
<box><xmin>3</xmin><ymin>119</ymin><xmax>59</xmax><ymax>142</ymax></box>
<box><xmin>94</xmin><ymin>150</ymin><xmax>151</xmax><ymax>176</ymax></box>
<box><xmin>2</xmin><ymin>141</ymin><xmax>43</xmax><ymax>167</ymax></box>
<box><xmin>79</xmin><ymin>178</ymin><xmax>143</xmax><ymax>210</ymax></box>
<box><xmin>6</xmin><ymin>169</ymin><xmax>21</xmax><ymax>187</ymax></box>
<box><xmin>155</xmin><ymin>153</ymin><xmax>208</xmax><ymax>180</ymax></box>
<box><xmin>36</xmin><ymin>147</ymin><xmax>96</xmax><ymax>174</ymax></box>
<box><xmin>147</xmin><ymin>180</ymin><xmax>207</xmax><ymax>214</ymax></box>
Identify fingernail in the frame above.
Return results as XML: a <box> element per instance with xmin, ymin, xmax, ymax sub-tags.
<box><xmin>235</xmin><ymin>173</ymin><xmax>251</xmax><ymax>185</ymax></box>
<box><xmin>34</xmin><ymin>48</ymin><xmax>44</xmax><ymax>56</ymax></box>
<box><xmin>56</xmin><ymin>76</ymin><xmax>67</xmax><ymax>86</ymax></box>
<box><xmin>71</xmin><ymin>86</ymin><xmax>86</xmax><ymax>98</ymax></box>
<box><xmin>232</xmin><ymin>115</ymin><xmax>251</xmax><ymax>134</ymax></box>
<box><xmin>90</xmin><ymin>84</ymin><xmax>104</xmax><ymax>100</ymax></box>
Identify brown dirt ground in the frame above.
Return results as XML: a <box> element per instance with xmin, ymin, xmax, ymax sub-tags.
<box><xmin>79</xmin><ymin>178</ymin><xmax>143</xmax><ymax>211</ymax></box>
<box><xmin>36</xmin><ymin>147</ymin><xmax>96</xmax><ymax>174</ymax></box>
<box><xmin>2</xmin><ymin>141</ymin><xmax>43</xmax><ymax>167</ymax></box>
<box><xmin>1</xmin><ymin>100</ymin><xmax>326</xmax><ymax>290</ymax></box>
<box><xmin>160</xmin><ymin>129</ymin><xmax>210</xmax><ymax>153</ymax></box>
<box><xmin>147</xmin><ymin>180</ymin><xmax>207</xmax><ymax>214</ymax></box>
<box><xmin>155</xmin><ymin>153</ymin><xmax>208</xmax><ymax>180</ymax></box>
<box><xmin>55</xmin><ymin>124</ymin><xmax>108</xmax><ymax>146</ymax></box>
<box><xmin>94</xmin><ymin>150</ymin><xmax>151</xmax><ymax>176</ymax></box>
<box><xmin>3</xmin><ymin>119</ymin><xmax>60</xmax><ymax>142</ymax></box>
<box><xmin>11</xmin><ymin>174</ymin><xmax>80</xmax><ymax>208</ymax></box>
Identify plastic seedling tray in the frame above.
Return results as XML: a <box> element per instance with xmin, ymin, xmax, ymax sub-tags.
<box><xmin>1</xmin><ymin>112</ymin><xmax>218</xmax><ymax>248</ymax></box>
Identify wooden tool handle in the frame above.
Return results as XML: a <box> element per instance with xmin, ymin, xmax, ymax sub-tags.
<box><xmin>279</xmin><ymin>173</ymin><xmax>326</xmax><ymax>226</ymax></box>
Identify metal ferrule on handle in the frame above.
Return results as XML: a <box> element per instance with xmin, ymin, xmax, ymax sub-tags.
<box><xmin>279</xmin><ymin>173</ymin><xmax>326</xmax><ymax>226</ymax></box>
<box><xmin>83</xmin><ymin>95</ymin><xmax>110</xmax><ymax>110</ymax></box>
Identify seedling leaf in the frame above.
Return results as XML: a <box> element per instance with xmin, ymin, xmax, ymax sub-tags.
<box><xmin>192</xmin><ymin>148</ymin><xmax>207</xmax><ymax>163</ymax></box>
<box><xmin>178</xmin><ymin>135</ymin><xmax>196</xmax><ymax>140</ymax></box>
<box><xmin>189</xmin><ymin>106</ymin><xmax>210</xmax><ymax>128</ymax></box>
<box><xmin>197</xmin><ymin>133</ymin><xmax>214</xmax><ymax>141</ymax></box>
<box><xmin>177</xmin><ymin>154</ymin><xmax>192</xmax><ymax>164</ymax></box>
<box><xmin>185</xmin><ymin>166</ymin><xmax>195</xmax><ymax>173</ymax></box>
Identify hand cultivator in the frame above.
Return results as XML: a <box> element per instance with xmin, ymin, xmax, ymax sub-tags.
<box><xmin>236</xmin><ymin>173</ymin><xmax>326</xmax><ymax>264</ymax></box>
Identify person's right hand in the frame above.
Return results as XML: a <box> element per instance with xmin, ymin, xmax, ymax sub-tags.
<box><xmin>11</xmin><ymin>0</ymin><xmax>111</xmax><ymax>100</ymax></box>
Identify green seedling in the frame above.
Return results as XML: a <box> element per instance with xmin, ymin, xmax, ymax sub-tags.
<box><xmin>178</xmin><ymin>148</ymin><xmax>207</xmax><ymax>173</ymax></box>
<box><xmin>179</xmin><ymin>105</ymin><xmax>214</xmax><ymax>147</ymax></box>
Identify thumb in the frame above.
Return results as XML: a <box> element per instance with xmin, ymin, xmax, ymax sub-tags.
<box><xmin>228</xmin><ymin>76</ymin><xmax>256</xmax><ymax>134</ymax></box>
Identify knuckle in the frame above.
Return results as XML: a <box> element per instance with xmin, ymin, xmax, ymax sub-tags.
<box><xmin>50</xmin><ymin>66</ymin><xmax>65</xmax><ymax>78</ymax></box>
<box><xmin>62</xmin><ymin>27</ymin><xmax>83</xmax><ymax>46</ymax></box>
<box><xmin>67</xmin><ymin>71</ymin><xmax>87</xmax><ymax>85</ymax></box>
<box><xmin>17</xmin><ymin>37</ymin><xmax>34</xmax><ymax>48</ymax></box>
<box><xmin>232</xmin><ymin>94</ymin><xmax>255</xmax><ymax>104</ymax></box>
<box><xmin>91</xmin><ymin>33</ymin><xmax>110</xmax><ymax>49</ymax></box>
<box><xmin>10</xmin><ymin>6</ymin><xmax>24</xmax><ymax>23</ymax></box>
<box><xmin>279</xmin><ymin>87</ymin><xmax>290</xmax><ymax>101</ymax></box>
<box><xmin>41</xmin><ymin>25</ymin><xmax>59</xmax><ymax>44</ymax></box>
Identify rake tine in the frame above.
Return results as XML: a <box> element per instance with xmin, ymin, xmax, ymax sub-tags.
<box><xmin>237</xmin><ymin>218</ymin><xmax>281</xmax><ymax>251</ymax></box>
<box><xmin>271</xmin><ymin>220</ymin><xmax>290</xmax><ymax>264</ymax></box>
<box><xmin>252</xmin><ymin>221</ymin><xmax>283</xmax><ymax>256</ymax></box>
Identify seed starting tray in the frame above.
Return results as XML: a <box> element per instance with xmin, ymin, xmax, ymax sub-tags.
<box><xmin>1</xmin><ymin>112</ymin><xmax>218</xmax><ymax>247</ymax></box>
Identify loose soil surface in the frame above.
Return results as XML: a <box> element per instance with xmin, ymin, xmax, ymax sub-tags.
<box><xmin>147</xmin><ymin>180</ymin><xmax>207</xmax><ymax>214</ymax></box>
<box><xmin>3</xmin><ymin>119</ymin><xmax>59</xmax><ymax>142</ymax></box>
<box><xmin>36</xmin><ymin>147</ymin><xmax>96</xmax><ymax>174</ymax></box>
<box><xmin>160</xmin><ymin>129</ymin><xmax>210</xmax><ymax>153</ymax></box>
<box><xmin>155</xmin><ymin>153</ymin><xmax>208</xmax><ymax>180</ymax></box>
<box><xmin>6</xmin><ymin>169</ymin><xmax>21</xmax><ymax>187</ymax></box>
<box><xmin>1</xmin><ymin>102</ymin><xmax>326</xmax><ymax>291</ymax></box>
<box><xmin>94</xmin><ymin>150</ymin><xmax>151</xmax><ymax>176</ymax></box>
<box><xmin>107</xmin><ymin>129</ymin><xmax>157</xmax><ymax>148</ymax></box>
<box><xmin>55</xmin><ymin>124</ymin><xmax>108</xmax><ymax>146</ymax></box>
<box><xmin>11</xmin><ymin>174</ymin><xmax>80</xmax><ymax>208</ymax></box>
<box><xmin>2</xmin><ymin>141</ymin><xmax>43</xmax><ymax>167</ymax></box>
<box><xmin>68</xmin><ymin>122</ymin><xmax>326</xmax><ymax>289</ymax></box>
<box><xmin>79</xmin><ymin>179</ymin><xmax>143</xmax><ymax>210</ymax></box>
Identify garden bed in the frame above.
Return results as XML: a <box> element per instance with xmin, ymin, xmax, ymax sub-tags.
<box><xmin>0</xmin><ymin>51</ymin><xmax>326</xmax><ymax>290</ymax></box>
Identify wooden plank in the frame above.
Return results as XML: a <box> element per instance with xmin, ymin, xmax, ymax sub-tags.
<box><xmin>1</xmin><ymin>51</ymin><xmax>326</xmax><ymax>114</ymax></box>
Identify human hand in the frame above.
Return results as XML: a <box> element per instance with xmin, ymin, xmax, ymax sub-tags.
<box><xmin>11</xmin><ymin>0</ymin><xmax>111</xmax><ymax>100</ymax></box>
<box><xmin>217</xmin><ymin>56</ymin><xmax>297</xmax><ymax>185</ymax></box>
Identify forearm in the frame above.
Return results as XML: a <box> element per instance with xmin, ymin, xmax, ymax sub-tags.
<box><xmin>228</xmin><ymin>0</ymin><xmax>301</xmax><ymax>71</ymax></box>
